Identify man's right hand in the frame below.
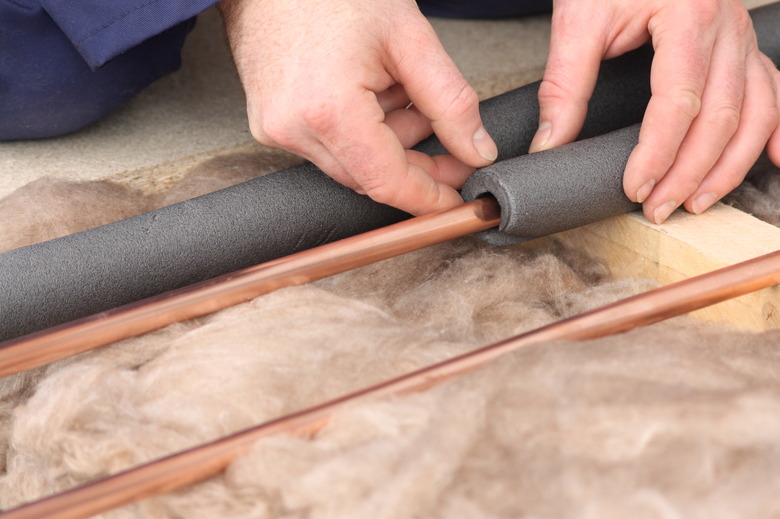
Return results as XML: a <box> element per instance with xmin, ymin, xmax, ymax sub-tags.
<box><xmin>219</xmin><ymin>0</ymin><xmax>497</xmax><ymax>215</ymax></box>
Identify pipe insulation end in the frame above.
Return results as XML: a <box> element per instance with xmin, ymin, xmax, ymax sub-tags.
<box><xmin>461</xmin><ymin>125</ymin><xmax>642</xmax><ymax>245</ymax></box>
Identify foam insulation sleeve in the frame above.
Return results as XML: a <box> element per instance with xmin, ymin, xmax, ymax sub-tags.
<box><xmin>461</xmin><ymin>125</ymin><xmax>642</xmax><ymax>246</ymax></box>
<box><xmin>415</xmin><ymin>45</ymin><xmax>653</xmax><ymax>160</ymax></box>
<box><xmin>0</xmin><ymin>166</ymin><xmax>407</xmax><ymax>341</ymax></box>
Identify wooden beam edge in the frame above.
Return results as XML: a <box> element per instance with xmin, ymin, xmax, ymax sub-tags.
<box><xmin>533</xmin><ymin>203</ymin><xmax>780</xmax><ymax>331</ymax></box>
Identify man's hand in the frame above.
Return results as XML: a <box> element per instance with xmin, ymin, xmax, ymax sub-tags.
<box><xmin>219</xmin><ymin>0</ymin><xmax>497</xmax><ymax>216</ymax></box>
<box><xmin>530</xmin><ymin>0</ymin><xmax>780</xmax><ymax>224</ymax></box>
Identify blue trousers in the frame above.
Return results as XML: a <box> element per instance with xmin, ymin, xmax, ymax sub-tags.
<box><xmin>0</xmin><ymin>0</ymin><xmax>551</xmax><ymax>141</ymax></box>
<box><xmin>418</xmin><ymin>0</ymin><xmax>551</xmax><ymax>18</ymax></box>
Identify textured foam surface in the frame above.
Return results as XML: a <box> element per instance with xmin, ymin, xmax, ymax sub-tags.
<box><xmin>754</xmin><ymin>2</ymin><xmax>780</xmax><ymax>67</ymax></box>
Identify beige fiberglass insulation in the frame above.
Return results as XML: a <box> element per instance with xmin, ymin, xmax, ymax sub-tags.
<box><xmin>1</xmin><ymin>155</ymin><xmax>780</xmax><ymax>518</ymax></box>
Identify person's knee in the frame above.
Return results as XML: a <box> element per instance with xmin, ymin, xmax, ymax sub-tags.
<box><xmin>1</xmin><ymin>75</ymin><xmax>119</xmax><ymax>141</ymax></box>
<box><xmin>1</xmin><ymin>56</ymin><xmax>163</xmax><ymax>141</ymax></box>
<box><xmin>0</xmin><ymin>3</ymin><xmax>193</xmax><ymax>141</ymax></box>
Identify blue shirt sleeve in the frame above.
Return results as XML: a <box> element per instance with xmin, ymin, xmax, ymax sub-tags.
<box><xmin>38</xmin><ymin>0</ymin><xmax>220</xmax><ymax>68</ymax></box>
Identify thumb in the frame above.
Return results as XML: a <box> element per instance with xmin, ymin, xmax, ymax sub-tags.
<box><xmin>391</xmin><ymin>22</ymin><xmax>497</xmax><ymax>167</ymax></box>
<box><xmin>530</xmin><ymin>8</ymin><xmax>605</xmax><ymax>153</ymax></box>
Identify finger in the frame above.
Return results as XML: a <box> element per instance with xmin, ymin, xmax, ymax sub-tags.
<box><xmin>406</xmin><ymin>150</ymin><xmax>475</xmax><ymax>189</ymax></box>
<box><xmin>766</xmin><ymin>63</ymin><xmax>780</xmax><ymax>167</ymax></box>
<box><xmin>316</xmin><ymin>88</ymin><xmax>463</xmax><ymax>215</ymax></box>
<box><xmin>683</xmin><ymin>50</ymin><xmax>779</xmax><ymax>214</ymax></box>
<box><xmin>388</xmin><ymin>23</ymin><xmax>497</xmax><ymax>168</ymax></box>
<box><xmin>623</xmin><ymin>9</ymin><xmax>716</xmax><ymax>205</ymax></box>
<box><xmin>376</xmin><ymin>84</ymin><xmax>412</xmax><ymax>113</ymax></box>
<box><xmin>384</xmin><ymin>105</ymin><xmax>434</xmax><ymax>148</ymax></box>
<box><xmin>297</xmin><ymin>138</ymin><xmax>365</xmax><ymax>192</ymax></box>
<box><xmin>641</xmin><ymin>24</ymin><xmax>747</xmax><ymax>223</ymax></box>
<box><xmin>246</xmin><ymin>110</ymin><xmax>361</xmax><ymax>194</ymax></box>
<box><xmin>529</xmin><ymin>4</ymin><xmax>607</xmax><ymax>153</ymax></box>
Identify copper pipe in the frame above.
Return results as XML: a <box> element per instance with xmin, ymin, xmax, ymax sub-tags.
<box><xmin>0</xmin><ymin>198</ymin><xmax>501</xmax><ymax>378</ymax></box>
<box><xmin>5</xmin><ymin>249</ymin><xmax>780</xmax><ymax>519</ymax></box>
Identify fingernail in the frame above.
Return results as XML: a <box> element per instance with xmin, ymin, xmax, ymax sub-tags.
<box><xmin>473</xmin><ymin>126</ymin><xmax>498</xmax><ymax>162</ymax></box>
<box><xmin>691</xmin><ymin>192</ymin><xmax>718</xmax><ymax>215</ymax></box>
<box><xmin>529</xmin><ymin>121</ymin><xmax>552</xmax><ymax>153</ymax></box>
<box><xmin>635</xmin><ymin>179</ymin><xmax>656</xmax><ymax>204</ymax></box>
<box><xmin>653</xmin><ymin>200</ymin><xmax>678</xmax><ymax>225</ymax></box>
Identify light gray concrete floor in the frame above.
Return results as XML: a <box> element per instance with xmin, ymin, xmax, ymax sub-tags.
<box><xmin>0</xmin><ymin>0</ymin><xmax>773</xmax><ymax>199</ymax></box>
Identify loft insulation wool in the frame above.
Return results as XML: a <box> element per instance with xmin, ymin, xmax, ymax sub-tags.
<box><xmin>1</xmin><ymin>152</ymin><xmax>780</xmax><ymax>518</ymax></box>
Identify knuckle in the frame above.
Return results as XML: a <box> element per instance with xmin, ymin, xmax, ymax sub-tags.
<box><xmin>684</xmin><ymin>0</ymin><xmax>719</xmax><ymax>27</ymax></box>
<box><xmin>665</xmin><ymin>88</ymin><xmax>703</xmax><ymax>121</ymax></box>
<box><xmin>361</xmin><ymin>178</ymin><xmax>398</xmax><ymax>207</ymax></box>
<box><xmin>759</xmin><ymin>109</ymin><xmax>780</xmax><ymax>138</ymax></box>
<box><xmin>537</xmin><ymin>75</ymin><xmax>587</xmax><ymax>108</ymax></box>
<box><xmin>730</xmin><ymin>5</ymin><xmax>753</xmax><ymax>38</ymax></box>
<box><xmin>758</xmin><ymin>51</ymin><xmax>778</xmax><ymax>74</ymax></box>
<box><xmin>759</xmin><ymin>85</ymin><xmax>780</xmax><ymax>132</ymax></box>
<box><xmin>258</xmin><ymin>117</ymin><xmax>295</xmax><ymax>148</ymax></box>
<box><xmin>766</xmin><ymin>107</ymin><xmax>780</xmax><ymax>132</ymax></box>
<box><xmin>248</xmin><ymin>118</ymin><xmax>276</xmax><ymax>147</ymax></box>
<box><xmin>696</xmin><ymin>2</ymin><xmax>719</xmax><ymax>27</ymax></box>
<box><xmin>707</xmin><ymin>103</ymin><xmax>741</xmax><ymax>136</ymax></box>
<box><xmin>634</xmin><ymin>143</ymin><xmax>675</xmax><ymax>179</ymax></box>
<box><xmin>298</xmin><ymin>100</ymin><xmax>339</xmax><ymax>134</ymax></box>
<box><xmin>537</xmin><ymin>77</ymin><xmax>567</xmax><ymax>103</ymax></box>
<box><xmin>439</xmin><ymin>81</ymin><xmax>479</xmax><ymax>122</ymax></box>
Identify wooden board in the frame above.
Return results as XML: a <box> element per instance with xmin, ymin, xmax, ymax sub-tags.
<box><xmin>530</xmin><ymin>203</ymin><xmax>780</xmax><ymax>331</ymax></box>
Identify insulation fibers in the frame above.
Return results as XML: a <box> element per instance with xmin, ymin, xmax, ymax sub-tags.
<box><xmin>1</xmin><ymin>155</ymin><xmax>780</xmax><ymax>518</ymax></box>
<box><xmin>0</xmin><ymin>151</ymin><xmax>300</xmax><ymax>255</ymax></box>
<box><xmin>0</xmin><ymin>179</ymin><xmax>153</xmax><ymax>254</ymax></box>
<box><xmin>724</xmin><ymin>160</ymin><xmax>780</xmax><ymax>227</ymax></box>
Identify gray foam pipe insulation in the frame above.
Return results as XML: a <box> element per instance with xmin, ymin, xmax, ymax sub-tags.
<box><xmin>1</xmin><ymin>3</ymin><xmax>779</xmax><ymax>342</ymax></box>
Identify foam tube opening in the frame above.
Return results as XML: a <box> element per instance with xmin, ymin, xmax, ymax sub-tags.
<box><xmin>461</xmin><ymin>125</ymin><xmax>642</xmax><ymax>245</ymax></box>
